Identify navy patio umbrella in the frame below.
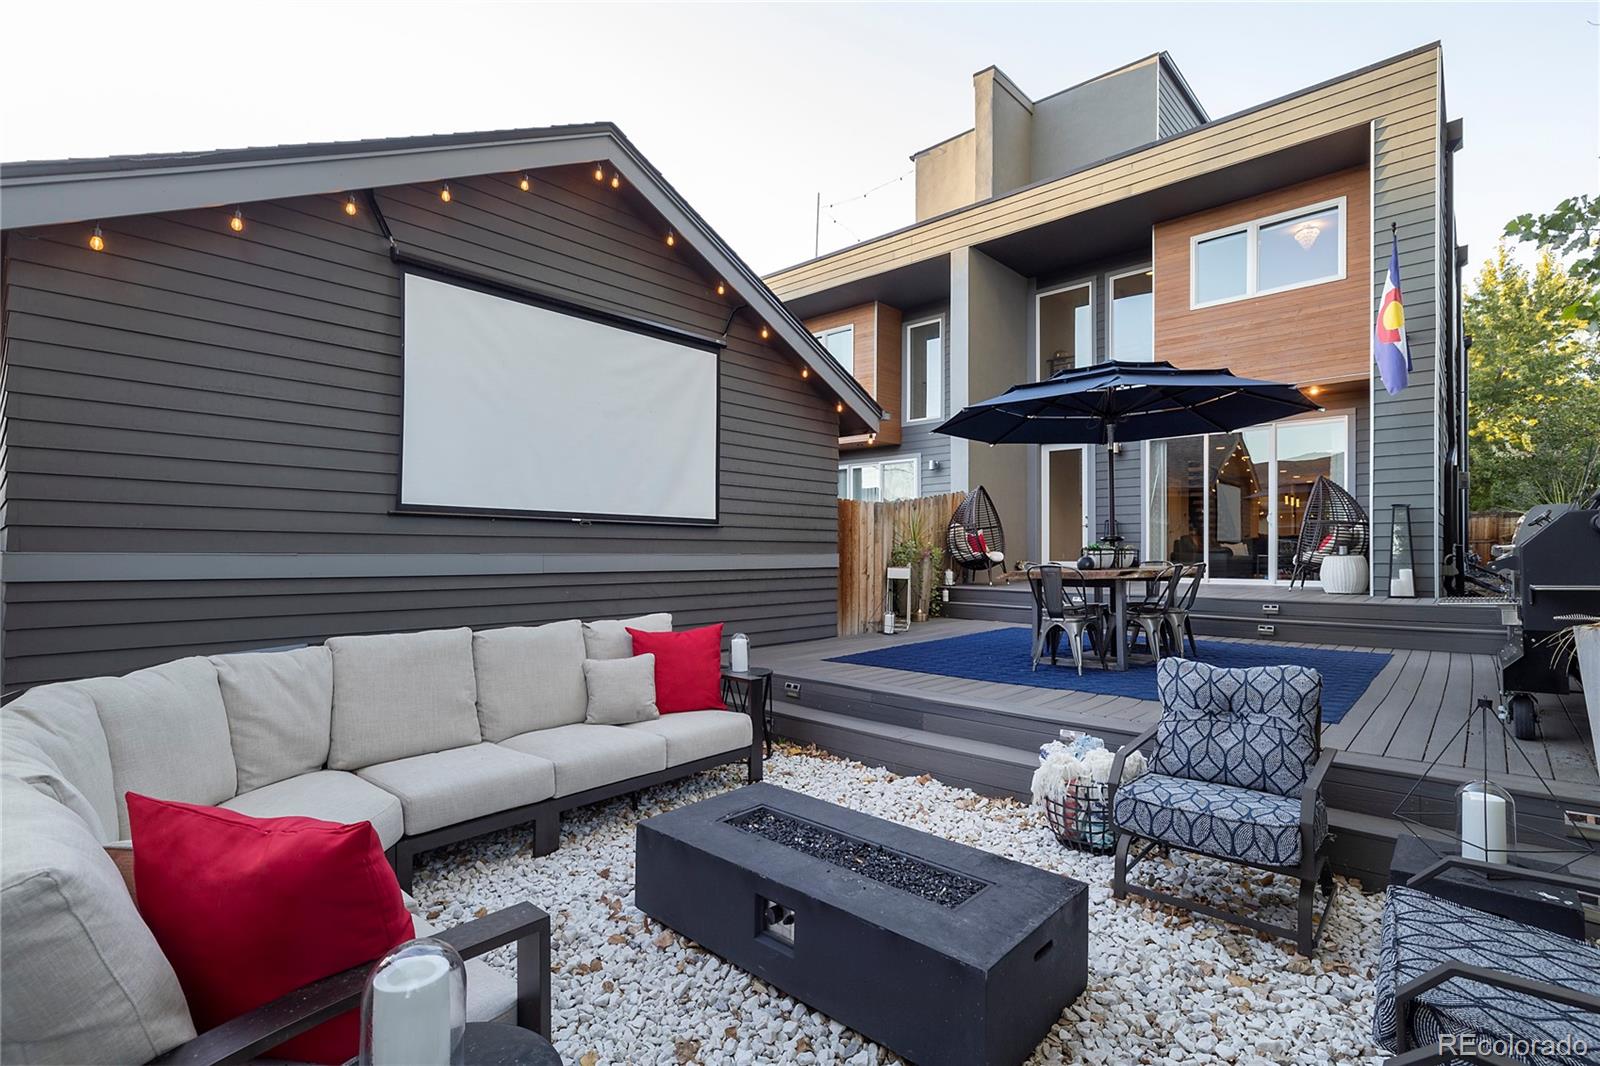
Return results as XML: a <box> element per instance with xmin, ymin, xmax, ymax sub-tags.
<box><xmin>935</xmin><ymin>360</ymin><xmax>1321</xmax><ymax>544</ymax></box>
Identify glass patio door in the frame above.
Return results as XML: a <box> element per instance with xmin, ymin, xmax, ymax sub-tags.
<box><xmin>1144</xmin><ymin>416</ymin><xmax>1349</xmax><ymax>584</ymax></box>
<box><xmin>1041</xmin><ymin>445</ymin><xmax>1092</xmax><ymax>562</ymax></box>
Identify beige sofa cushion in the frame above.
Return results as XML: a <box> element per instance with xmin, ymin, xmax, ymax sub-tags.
<box><xmin>0</xmin><ymin>681</ymin><xmax>118</xmax><ymax>841</ymax></box>
<box><xmin>499</xmin><ymin>723</ymin><xmax>666</xmax><ymax>798</ymax></box>
<box><xmin>212</xmin><ymin>646</ymin><xmax>334</xmax><ymax>793</ymax></box>
<box><xmin>582</xmin><ymin>612</ymin><xmax>672</xmax><ymax>660</ymax></box>
<box><xmin>472</xmin><ymin>621</ymin><xmax>589</xmax><ymax>741</ymax></box>
<box><xmin>625</xmin><ymin>710</ymin><xmax>752</xmax><ymax>766</ymax></box>
<box><xmin>326</xmin><ymin>628</ymin><xmax>480</xmax><ymax>770</ymax></box>
<box><xmin>583</xmin><ymin>654</ymin><xmax>659</xmax><ymax>725</ymax></box>
<box><xmin>79</xmin><ymin>657</ymin><xmax>237</xmax><ymax>838</ymax></box>
<box><xmin>221</xmin><ymin>770</ymin><xmax>406</xmax><ymax>849</ymax></box>
<box><xmin>0</xmin><ymin>779</ymin><xmax>195</xmax><ymax>1064</ymax></box>
<box><xmin>357</xmin><ymin>744</ymin><xmax>556</xmax><ymax>835</ymax></box>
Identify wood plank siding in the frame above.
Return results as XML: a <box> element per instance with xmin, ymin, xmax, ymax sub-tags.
<box><xmin>1152</xmin><ymin>166</ymin><xmax>1369</xmax><ymax>385</ymax></box>
<box><xmin>767</xmin><ymin>47</ymin><xmax>1440</xmax><ymax>303</ymax></box>
<box><xmin>0</xmin><ymin>164</ymin><xmax>844</xmax><ymax>691</ymax></box>
<box><xmin>802</xmin><ymin>302</ymin><xmax>902</xmax><ymax>449</ymax></box>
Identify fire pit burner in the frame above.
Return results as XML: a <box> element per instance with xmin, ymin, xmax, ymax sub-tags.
<box><xmin>725</xmin><ymin>806</ymin><xmax>986</xmax><ymax>907</ymax></box>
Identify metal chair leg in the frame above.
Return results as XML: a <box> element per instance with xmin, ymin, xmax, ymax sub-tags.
<box><xmin>1112</xmin><ymin>832</ymin><xmax>1131</xmax><ymax>898</ymax></box>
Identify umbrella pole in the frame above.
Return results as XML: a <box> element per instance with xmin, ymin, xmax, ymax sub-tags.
<box><xmin>1104</xmin><ymin>424</ymin><xmax>1118</xmax><ymax>544</ymax></box>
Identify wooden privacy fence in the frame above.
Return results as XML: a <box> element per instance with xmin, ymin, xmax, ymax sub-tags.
<box><xmin>837</xmin><ymin>492</ymin><xmax>966</xmax><ymax>636</ymax></box>
<box><xmin>1468</xmin><ymin>510</ymin><xmax>1522</xmax><ymax>563</ymax></box>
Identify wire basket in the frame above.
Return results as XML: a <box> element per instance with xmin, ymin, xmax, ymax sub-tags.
<box><xmin>1042</xmin><ymin>782</ymin><xmax>1115</xmax><ymax>853</ymax></box>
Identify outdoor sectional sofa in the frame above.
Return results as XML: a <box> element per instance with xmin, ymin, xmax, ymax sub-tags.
<box><xmin>0</xmin><ymin>613</ymin><xmax>758</xmax><ymax>1064</ymax></box>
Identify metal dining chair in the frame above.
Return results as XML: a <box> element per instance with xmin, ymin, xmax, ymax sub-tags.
<box><xmin>1124</xmin><ymin>563</ymin><xmax>1182</xmax><ymax>661</ymax></box>
<box><xmin>1163</xmin><ymin>563</ymin><xmax>1206</xmax><ymax>658</ymax></box>
<box><xmin>1027</xmin><ymin>564</ymin><xmax>1109</xmax><ymax>675</ymax></box>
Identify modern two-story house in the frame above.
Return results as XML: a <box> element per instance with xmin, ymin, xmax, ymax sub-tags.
<box><xmin>767</xmin><ymin>45</ymin><xmax>1468</xmax><ymax>599</ymax></box>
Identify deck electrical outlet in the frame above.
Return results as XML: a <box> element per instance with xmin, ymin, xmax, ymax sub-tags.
<box><xmin>1257</xmin><ymin>623</ymin><xmax>1277</xmax><ymax>636</ymax></box>
<box><xmin>784</xmin><ymin>681</ymin><xmax>802</xmax><ymax>700</ymax></box>
<box><xmin>1261</xmin><ymin>604</ymin><xmax>1281</xmax><ymax>615</ymax></box>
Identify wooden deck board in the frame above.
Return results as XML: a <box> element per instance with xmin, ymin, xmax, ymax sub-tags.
<box><xmin>756</xmin><ymin>619</ymin><xmax>1597</xmax><ymax>792</ymax></box>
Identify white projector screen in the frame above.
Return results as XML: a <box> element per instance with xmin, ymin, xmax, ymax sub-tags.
<box><xmin>400</xmin><ymin>273</ymin><xmax>718</xmax><ymax>521</ymax></box>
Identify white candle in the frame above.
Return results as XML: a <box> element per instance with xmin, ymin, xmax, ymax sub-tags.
<box><xmin>1460</xmin><ymin>789</ymin><xmax>1509</xmax><ymax>864</ymax></box>
<box><xmin>730</xmin><ymin>634</ymin><xmax>749</xmax><ymax>673</ymax></box>
<box><xmin>883</xmin><ymin>612</ymin><xmax>895</xmax><ymax>635</ymax></box>
<box><xmin>370</xmin><ymin>953</ymin><xmax>453</xmax><ymax>1065</ymax></box>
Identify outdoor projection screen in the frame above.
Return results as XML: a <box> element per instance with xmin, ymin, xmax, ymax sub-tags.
<box><xmin>401</xmin><ymin>273</ymin><xmax>718</xmax><ymax>521</ymax></box>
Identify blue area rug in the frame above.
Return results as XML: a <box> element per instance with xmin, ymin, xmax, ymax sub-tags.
<box><xmin>826</xmin><ymin>628</ymin><xmax>1391</xmax><ymax>725</ymax></box>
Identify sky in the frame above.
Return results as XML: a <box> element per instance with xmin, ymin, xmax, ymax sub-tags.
<box><xmin>2</xmin><ymin>2</ymin><xmax>1596</xmax><ymax>282</ymax></box>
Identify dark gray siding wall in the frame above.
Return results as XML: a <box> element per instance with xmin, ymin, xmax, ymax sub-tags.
<box><xmin>854</xmin><ymin>300</ymin><xmax>951</xmax><ymax>498</ymax></box>
<box><xmin>1369</xmin><ymin>58</ymin><xmax>1441</xmax><ymax>596</ymax></box>
<box><xmin>1156</xmin><ymin>64</ymin><xmax>1206</xmax><ymax>139</ymax></box>
<box><xmin>0</xmin><ymin>166</ymin><xmax>841</xmax><ymax>691</ymax></box>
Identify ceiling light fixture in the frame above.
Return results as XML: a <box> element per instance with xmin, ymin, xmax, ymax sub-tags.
<box><xmin>1290</xmin><ymin>220</ymin><xmax>1323</xmax><ymax>250</ymax></box>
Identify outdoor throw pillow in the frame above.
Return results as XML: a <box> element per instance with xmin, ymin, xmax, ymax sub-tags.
<box><xmin>628</xmin><ymin>623</ymin><xmax>726</xmax><ymax>714</ymax></box>
<box><xmin>583</xmin><ymin>653</ymin><xmax>660</xmax><ymax>725</ymax></box>
<box><xmin>127</xmin><ymin>793</ymin><xmax>412</xmax><ymax>1065</ymax></box>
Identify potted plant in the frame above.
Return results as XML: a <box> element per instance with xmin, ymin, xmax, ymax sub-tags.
<box><xmin>893</xmin><ymin>512</ymin><xmax>942</xmax><ymax>622</ymax></box>
<box><xmin>1082</xmin><ymin>542</ymin><xmax>1117</xmax><ymax>568</ymax></box>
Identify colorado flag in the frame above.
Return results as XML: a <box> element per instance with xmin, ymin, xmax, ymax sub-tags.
<box><xmin>1374</xmin><ymin>230</ymin><xmax>1410</xmax><ymax>395</ymax></box>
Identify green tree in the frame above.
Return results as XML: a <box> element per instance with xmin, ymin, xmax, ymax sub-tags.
<box><xmin>1504</xmin><ymin>194</ymin><xmax>1600</xmax><ymax>322</ymax></box>
<box><xmin>1466</xmin><ymin>245</ymin><xmax>1600</xmax><ymax>510</ymax></box>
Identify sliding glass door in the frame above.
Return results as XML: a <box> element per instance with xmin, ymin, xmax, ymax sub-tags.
<box><xmin>1144</xmin><ymin>415</ymin><xmax>1351</xmax><ymax>584</ymax></box>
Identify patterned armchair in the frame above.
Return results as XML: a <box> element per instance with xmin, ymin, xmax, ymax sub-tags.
<box><xmin>1108</xmin><ymin>659</ymin><xmax>1338</xmax><ymax>956</ymax></box>
<box><xmin>1374</xmin><ymin>865</ymin><xmax>1600</xmax><ymax>1066</ymax></box>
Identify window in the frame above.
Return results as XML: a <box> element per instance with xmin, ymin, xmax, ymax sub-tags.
<box><xmin>814</xmin><ymin>325</ymin><xmax>854</xmax><ymax>370</ymax></box>
<box><xmin>838</xmin><ymin>457</ymin><xmax>919</xmax><ymax>502</ymax></box>
<box><xmin>1190</xmin><ymin>197</ymin><xmax>1346</xmax><ymax>308</ymax></box>
<box><xmin>1110</xmin><ymin>270</ymin><xmax>1154</xmax><ymax>361</ymax></box>
<box><xmin>1037</xmin><ymin>282</ymin><xmax>1093</xmax><ymax>378</ymax></box>
<box><xmin>905</xmin><ymin>318</ymin><xmax>943</xmax><ymax>422</ymax></box>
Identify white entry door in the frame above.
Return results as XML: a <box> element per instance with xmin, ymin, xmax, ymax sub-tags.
<box><xmin>1040</xmin><ymin>445</ymin><xmax>1093</xmax><ymax>563</ymax></box>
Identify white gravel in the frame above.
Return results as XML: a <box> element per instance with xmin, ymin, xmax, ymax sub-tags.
<box><xmin>412</xmin><ymin>745</ymin><xmax>1385</xmax><ymax>1065</ymax></box>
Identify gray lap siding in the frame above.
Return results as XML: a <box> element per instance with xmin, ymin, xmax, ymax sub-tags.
<box><xmin>0</xmin><ymin>166</ymin><xmax>839</xmax><ymax>690</ymax></box>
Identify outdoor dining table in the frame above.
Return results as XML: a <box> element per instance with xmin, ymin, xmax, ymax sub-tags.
<box><xmin>1020</xmin><ymin>564</ymin><xmax>1171</xmax><ymax>672</ymax></box>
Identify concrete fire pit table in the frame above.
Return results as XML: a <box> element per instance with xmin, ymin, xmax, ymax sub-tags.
<box><xmin>635</xmin><ymin>784</ymin><xmax>1087</xmax><ymax>1066</ymax></box>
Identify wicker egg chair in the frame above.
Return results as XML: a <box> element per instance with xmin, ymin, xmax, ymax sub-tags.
<box><xmin>946</xmin><ymin>485</ymin><xmax>1007</xmax><ymax>584</ymax></box>
<box><xmin>1290</xmin><ymin>475</ymin><xmax>1369</xmax><ymax>587</ymax></box>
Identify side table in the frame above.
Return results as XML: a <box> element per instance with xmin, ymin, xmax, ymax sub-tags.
<box><xmin>722</xmin><ymin>667</ymin><xmax>774</xmax><ymax>758</ymax></box>
<box><xmin>1389</xmin><ymin>834</ymin><xmax>1587</xmax><ymax>938</ymax></box>
<box><xmin>1320</xmin><ymin>553</ymin><xmax>1369</xmax><ymax>595</ymax></box>
<box><xmin>461</xmin><ymin>1022</ymin><xmax>563</xmax><ymax>1065</ymax></box>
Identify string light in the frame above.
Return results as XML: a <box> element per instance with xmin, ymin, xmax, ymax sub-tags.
<box><xmin>759</xmin><ymin>325</ymin><xmax>770</xmax><ymax>340</ymax></box>
<box><xmin>439</xmin><ymin>184</ymin><xmax>452</xmax><ymax>203</ymax></box>
<box><xmin>518</xmin><ymin>173</ymin><xmax>531</xmax><ymax>192</ymax></box>
<box><xmin>868</xmin><ymin>432</ymin><xmax>877</xmax><ymax>444</ymax></box>
<box><xmin>610</xmin><ymin>172</ymin><xmax>620</xmax><ymax>189</ymax></box>
<box><xmin>344</xmin><ymin>195</ymin><xmax>359</xmax><ymax>216</ymax></box>
<box><xmin>716</xmin><ymin>281</ymin><xmax>726</xmax><ymax>296</ymax></box>
<box><xmin>1307</xmin><ymin>385</ymin><xmax>1322</xmax><ymax>397</ymax></box>
<box><xmin>594</xmin><ymin>163</ymin><xmax>605</xmax><ymax>182</ymax></box>
<box><xmin>229</xmin><ymin>208</ymin><xmax>245</xmax><ymax>233</ymax></box>
<box><xmin>665</xmin><ymin>231</ymin><xmax>676</xmax><ymax>247</ymax></box>
<box><xmin>801</xmin><ymin>366</ymin><xmax>810</xmax><ymax>379</ymax></box>
<box><xmin>835</xmin><ymin>402</ymin><xmax>845</xmax><ymax>414</ymax></box>
<box><xmin>88</xmin><ymin>225</ymin><xmax>105</xmax><ymax>252</ymax></box>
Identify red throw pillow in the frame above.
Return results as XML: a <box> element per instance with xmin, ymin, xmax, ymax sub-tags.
<box><xmin>628</xmin><ymin>623</ymin><xmax>726</xmax><ymax>714</ymax></box>
<box><xmin>128</xmin><ymin>794</ymin><xmax>413</xmax><ymax>1064</ymax></box>
<box><xmin>1316</xmin><ymin>532</ymin><xmax>1337</xmax><ymax>554</ymax></box>
<box><xmin>968</xmin><ymin>530</ymin><xmax>989</xmax><ymax>556</ymax></box>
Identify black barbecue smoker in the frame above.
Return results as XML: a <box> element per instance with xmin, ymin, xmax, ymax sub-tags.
<box><xmin>1488</xmin><ymin>491</ymin><xmax>1600</xmax><ymax>739</ymax></box>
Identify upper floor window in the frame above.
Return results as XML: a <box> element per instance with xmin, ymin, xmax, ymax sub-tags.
<box><xmin>905</xmin><ymin>317</ymin><xmax>943</xmax><ymax>422</ymax></box>
<box><xmin>814</xmin><ymin>325</ymin><xmax>854</xmax><ymax>370</ymax></box>
<box><xmin>1110</xmin><ymin>269</ymin><xmax>1154</xmax><ymax>361</ymax></box>
<box><xmin>1190</xmin><ymin>197</ymin><xmax>1346</xmax><ymax>309</ymax></box>
<box><xmin>838</xmin><ymin>457</ymin><xmax>919</xmax><ymax>502</ymax></box>
<box><xmin>1038</xmin><ymin>282</ymin><xmax>1093</xmax><ymax>377</ymax></box>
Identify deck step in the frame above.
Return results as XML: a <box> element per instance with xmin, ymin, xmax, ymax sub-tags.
<box><xmin>944</xmin><ymin>583</ymin><xmax>1507</xmax><ymax>653</ymax></box>
<box><xmin>772</xmin><ymin>701</ymin><xmax>1408</xmax><ymax>889</ymax></box>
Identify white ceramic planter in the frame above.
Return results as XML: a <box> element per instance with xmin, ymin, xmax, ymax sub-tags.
<box><xmin>1572</xmin><ymin>624</ymin><xmax>1600</xmax><ymax>777</ymax></box>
